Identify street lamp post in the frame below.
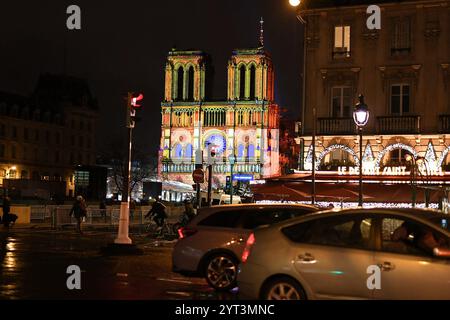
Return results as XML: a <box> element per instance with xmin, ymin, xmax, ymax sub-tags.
<box><xmin>353</xmin><ymin>95</ymin><xmax>370</xmax><ymax>207</ymax></box>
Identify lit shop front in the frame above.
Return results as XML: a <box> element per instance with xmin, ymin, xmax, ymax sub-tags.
<box><xmin>252</xmin><ymin>138</ymin><xmax>450</xmax><ymax>210</ymax></box>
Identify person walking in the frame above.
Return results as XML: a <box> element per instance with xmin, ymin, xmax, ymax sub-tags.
<box><xmin>69</xmin><ymin>195</ymin><xmax>87</xmax><ymax>234</ymax></box>
<box><xmin>2</xmin><ymin>196</ymin><xmax>11</xmax><ymax>228</ymax></box>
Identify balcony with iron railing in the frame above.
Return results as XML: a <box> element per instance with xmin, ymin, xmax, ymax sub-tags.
<box><xmin>377</xmin><ymin>115</ymin><xmax>420</xmax><ymax>134</ymax></box>
<box><xmin>317</xmin><ymin>117</ymin><xmax>355</xmax><ymax>135</ymax></box>
<box><xmin>439</xmin><ymin>115</ymin><xmax>450</xmax><ymax>133</ymax></box>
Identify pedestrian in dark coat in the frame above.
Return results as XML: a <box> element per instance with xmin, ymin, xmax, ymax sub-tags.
<box><xmin>70</xmin><ymin>195</ymin><xmax>87</xmax><ymax>234</ymax></box>
<box><xmin>2</xmin><ymin>196</ymin><xmax>11</xmax><ymax>228</ymax></box>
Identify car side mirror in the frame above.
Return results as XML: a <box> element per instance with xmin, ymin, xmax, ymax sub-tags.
<box><xmin>433</xmin><ymin>247</ymin><xmax>450</xmax><ymax>258</ymax></box>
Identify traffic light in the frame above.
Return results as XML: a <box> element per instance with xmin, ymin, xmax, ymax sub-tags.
<box><xmin>126</xmin><ymin>92</ymin><xmax>144</xmax><ymax>128</ymax></box>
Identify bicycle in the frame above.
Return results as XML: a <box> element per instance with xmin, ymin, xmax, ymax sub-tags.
<box><xmin>144</xmin><ymin>218</ymin><xmax>177</xmax><ymax>239</ymax></box>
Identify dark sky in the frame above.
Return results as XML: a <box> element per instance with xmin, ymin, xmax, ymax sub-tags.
<box><xmin>0</xmin><ymin>0</ymin><xmax>303</xmax><ymax>158</ymax></box>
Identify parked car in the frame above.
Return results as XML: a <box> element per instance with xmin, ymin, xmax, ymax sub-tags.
<box><xmin>172</xmin><ymin>203</ymin><xmax>319</xmax><ymax>291</ymax></box>
<box><xmin>238</xmin><ymin>207</ymin><xmax>450</xmax><ymax>300</ymax></box>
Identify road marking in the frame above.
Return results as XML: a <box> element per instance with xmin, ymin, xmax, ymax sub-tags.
<box><xmin>156</xmin><ymin>277</ymin><xmax>193</xmax><ymax>284</ymax></box>
<box><xmin>166</xmin><ymin>291</ymin><xmax>191</xmax><ymax>297</ymax></box>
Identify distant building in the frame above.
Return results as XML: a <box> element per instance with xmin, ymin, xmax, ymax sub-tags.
<box><xmin>159</xmin><ymin>41</ymin><xmax>281</xmax><ymax>188</ymax></box>
<box><xmin>0</xmin><ymin>74</ymin><xmax>99</xmax><ymax>199</ymax></box>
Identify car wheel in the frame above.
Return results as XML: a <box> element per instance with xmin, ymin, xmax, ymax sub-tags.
<box><xmin>204</xmin><ymin>253</ymin><xmax>238</xmax><ymax>291</ymax></box>
<box><xmin>262</xmin><ymin>277</ymin><xmax>306</xmax><ymax>300</ymax></box>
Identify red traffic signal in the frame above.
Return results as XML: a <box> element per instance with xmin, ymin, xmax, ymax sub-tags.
<box><xmin>131</xmin><ymin>93</ymin><xmax>143</xmax><ymax>108</ymax></box>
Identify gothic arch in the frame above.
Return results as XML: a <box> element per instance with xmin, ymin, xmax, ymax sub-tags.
<box><xmin>175</xmin><ymin>64</ymin><xmax>185</xmax><ymax>100</ymax></box>
<box><xmin>237</xmin><ymin>63</ymin><xmax>247</xmax><ymax>100</ymax></box>
<box><xmin>315</xmin><ymin>144</ymin><xmax>359</xmax><ymax>170</ymax></box>
<box><xmin>375</xmin><ymin>143</ymin><xmax>418</xmax><ymax>169</ymax></box>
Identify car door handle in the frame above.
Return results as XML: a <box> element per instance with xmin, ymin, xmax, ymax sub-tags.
<box><xmin>377</xmin><ymin>261</ymin><xmax>395</xmax><ymax>272</ymax></box>
<box><xmin>297</xmin><ymin>253</ymin><xmax>316</xmax><ymax>263</ymax></box>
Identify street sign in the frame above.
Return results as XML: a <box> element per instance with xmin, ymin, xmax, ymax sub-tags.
<box><xmin>232</xmin><ymin>174</ymin><xmax>254</xmax><ymax>181</ymax></box>
<box><xmin>192</xmin><ymin>168</ymin><xmax>205</xmax><ymax>184</ymax></box>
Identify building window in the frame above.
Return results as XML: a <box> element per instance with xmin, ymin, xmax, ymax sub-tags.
<box><xmin>331</xmin><ymin>87</ymin><xmax>352</xmax><ymax>117</ymax></box>
<box><xmin>391</xmin><ymin>84</ymin><xmax>410</xmax><ymax>115</ymax></box>
<box><xmin>0</xmin><ymin>144</ymin><xmax>5</xmax><ymax>158</ymax></box>
<box><xmin>55</xmin><ymin>132</ymin><xmax>61</xmax><ymax>145</ymax></box>
<box><xmin>187</xmin><ymin>66</ymin><xmax>194</xmax><ymax>101</ymax></box>
<box><xmin>45</xmin><ymin>130</ymin><xmax>50</xmax><ymax>143</ymax></box>
<box><xmin>24</xmin><ymin>128</ymin><xmax>29</xmax><ymax>140</ymax></box>
<box><xmin>75</xmin><ymin>171</ymin><xmax>90</xmax><ymax>187</ymax></box>
<box><xmin>391</xmin><ymin>17</ymin><xmax>411</xmax><ymax>56</ymax></box>
<box><xmin>0</xmin><ymin>124</ymin><xmax>6</xmax><ymax>137</ymax></box>
<box><xmin>35</xmin><ymin>129</ymin><xmax>39</xmax><ymax>141</ymax></box>
<box><xmin>177</xmin><ymin>67</ymin><xmax>184</xmax><ymax>101</ymax></box>
<box><xmin>385</xmin><ymin>149</ymin><xmax>413</xmax><ymax>167</ymax></box>
<box><xmin>8</xmin><ymin>169</ymin><xmax>16</xmax><ymax>179</ymax></box>
<box><xmin>249</xmin><ymin>65</ymin><xmax>256</xmax><ymax>100</ymax></box>
<box><xmin>71</xmin><ymin>135</ymin><xmax>75</xmax><ymax>147</ymax></box>
<box><xmin>87</xmin><ymin>122</ymin><xmax>92</xmax><ymax>132</ymax></box>
<box><xmin>11</xmin><ymin>145</ymin><xmax>16</xmax><ymax>159</ymax></box>
<box><xmin>34</xmin><ymin>148</ymin><xmax>38</xmax><ymax>161</ymax></box>
<box><xmin>239</xmin><ymin>65</ymin><xmax>246</xmax><ymax>100</ymax></box>
<box><xmin>333</xmin><ymin>25</ymin><xmax>351</xmax><ymax>58</ymax></box>
<box><xmin>71</xmin><ymin>119</ymin><xmax>75</xmax><ymax>129</ymax></box>
<box><xmin>12</xmin><ymin>126</ymin><xmax>17</xmax><ymax>139</ymax></box>
<box><xmin>79</xmin><ymin>121</ymin><xmax>84</xmax><ymax>130</ymax></box>
<box><xmin>70</xmin><ymin>153</ymin><xmax>74</xmax><ymax>164</ymax></box>
<box><xmin>173</xmin><ymin>144</ymin><xmax>183</xmax><ymax>158</ymax></box>
<box><xmin>55</xmin><ymin>151</ymin><xmax>60</xmax><ymax>163</ymax></box>
<box><xmin>23</xmin><ymin>147</ymin><xmax>27</xmax><ymax>160</ymax></box>
<box><xmin>87</xmin><ymin>138</ymin><xmax>91</xmax><ymax>149</ymax></box>
<box><xmin>79</xmin><ymin>136</ymin><xmax>84</xmax><ymax>148</ymax></box>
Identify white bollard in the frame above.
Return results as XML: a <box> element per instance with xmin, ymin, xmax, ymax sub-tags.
<box><xmin>114</xmin><ymin>202</ymin><xmax>132</xmax><ymax>244</ymax></box>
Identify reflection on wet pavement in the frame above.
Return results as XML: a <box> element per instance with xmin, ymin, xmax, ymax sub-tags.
<box><xmin>0</xmin><ymin>229</ymin><xmax>238</xmax><ymax>300</ymax></box>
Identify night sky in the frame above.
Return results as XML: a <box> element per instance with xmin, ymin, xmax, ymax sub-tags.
<box><xmin>0</xmin><ymin>0</ymin><xmax>303</xmax><ymax>158</ymax></box>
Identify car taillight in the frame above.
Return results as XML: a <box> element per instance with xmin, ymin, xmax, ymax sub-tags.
<box><xmin>178</xmin><ymin>226</ymin><xmax>197</xmax><ymax>239</ymax></box>
<box><xmin>241</xmin><ymin>233</ymin><xmax>255</xmax><ymax>263</ymax></box>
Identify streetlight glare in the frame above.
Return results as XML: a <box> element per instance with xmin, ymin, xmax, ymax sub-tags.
<box><xmin>355</xmin><ymin>111</ymin><xmax>369</xmax><ymax>125</ymax></box>
<box><xmin>289</xmin><ymin>0</ymin><xmax>301</xmax><ymax>7</ymax></box>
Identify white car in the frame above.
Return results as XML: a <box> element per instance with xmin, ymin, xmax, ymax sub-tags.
<box><xmin>172</xmin><ymin>203</ymin><xmax>319</xmax><ymax>291</ymax></box>
<box><xmin>238</xmin><ymin>208</ymin><xmax>450</xmax><ymax>300</ymax></box>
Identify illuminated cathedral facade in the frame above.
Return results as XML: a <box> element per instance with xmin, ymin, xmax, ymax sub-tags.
<box><xmin>158</xmin><ymin>46</ymin><xmax>280</xmax><ymax>188</ymax></box>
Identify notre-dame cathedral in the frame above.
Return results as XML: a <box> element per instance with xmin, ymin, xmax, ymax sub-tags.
<box><xmin>158</xmin><ymin>31</ymin><xmax>280</xmax><ymax>189</ymax></box>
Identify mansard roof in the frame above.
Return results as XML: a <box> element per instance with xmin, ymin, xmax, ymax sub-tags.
<box><xmin>32</xmin><ymin>73</ymin><xmax>98</xmax><ymax>110</ymax></box>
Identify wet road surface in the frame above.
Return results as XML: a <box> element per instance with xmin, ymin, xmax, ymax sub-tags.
<box><xmin>0</xmin><ymin>227</ymin><xmax>237</xmax><ymax>300</ymax></box>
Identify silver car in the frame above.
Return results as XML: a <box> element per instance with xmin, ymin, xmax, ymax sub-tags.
<box><xmin>238</xmin><ymin>208</ymin><xmax>450</xmax><ymax>300</ymax></box>
<box><xmin>172</xmin><ymin>203</ymin><xmax>319</xmax><ymax>291</ymax></box>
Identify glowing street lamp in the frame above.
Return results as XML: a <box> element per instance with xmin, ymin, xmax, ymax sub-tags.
<box><xmin>353</xmin><ymin>95</ymin><xmax>369</xmax><ymax>207</ymax></box>
<box><xmin>289</xmin><ymin>0</ymin><xmax>301</xmax><ymax>7</ymax></box>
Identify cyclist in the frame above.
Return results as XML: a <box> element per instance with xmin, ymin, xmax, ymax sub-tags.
<box><xmin>145</xmin><ymin>199</ymin><xmax>167</xmax><ymax>229</ymax></box>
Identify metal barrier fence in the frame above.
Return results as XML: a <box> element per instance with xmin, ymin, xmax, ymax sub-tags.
<box><xmin>29</xmin><ymin>205</ymin><xmax>182</xmax><ymax>230</ymax></box>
